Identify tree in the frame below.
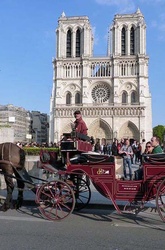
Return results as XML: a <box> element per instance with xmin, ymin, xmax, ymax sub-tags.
<box><xmin>153</xmin><ymin>125</ymin><xmax>165</xmax><ymax>143</ymax></box>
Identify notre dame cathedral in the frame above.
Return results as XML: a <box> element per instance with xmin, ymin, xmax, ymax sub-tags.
<box><xmin>49</xmin><ymin>8</ymin><xmax>152</xmax><ymax>144</ymax></box>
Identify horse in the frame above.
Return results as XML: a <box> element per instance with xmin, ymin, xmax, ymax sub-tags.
<box><xmin>0</xmin><ymin>142</ymin><xmax>26</xmax><ymax>211</ymax></box>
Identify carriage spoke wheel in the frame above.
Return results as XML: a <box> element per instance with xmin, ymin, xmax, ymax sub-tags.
<box><xmin>72</xmin><ymin>177</ymin><xmax>91</xmax><ymax>211</ymax></box>
<box><xmin>123</xmin><ymin>200</ymin><xmax>144</xmax><ymax>215</ymax></box>
<box><xmin>156</xmin><ymin>179</ymin><xmax>165</xmax><ymax>222</ymax></box>
<box><xmin>36</xmin><ymin>180</ymin><xmax>75</xmax><ymax>221</ymax></box>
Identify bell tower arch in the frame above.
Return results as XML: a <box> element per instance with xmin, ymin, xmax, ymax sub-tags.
<box><xmin>56</xmin><ymin>12</ymin><xmax>93</xmax><ymax>59</ymax></box>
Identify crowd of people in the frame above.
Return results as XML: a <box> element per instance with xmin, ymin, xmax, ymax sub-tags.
<box><xmin>93</xmin><ymin>137</ymin><xmax>163</xmax><ymax>156</ymax></box>
<box><xmin>92</xmin><ymin>136</ymin><xmax>164</xmax><ymax>180</ymax></box>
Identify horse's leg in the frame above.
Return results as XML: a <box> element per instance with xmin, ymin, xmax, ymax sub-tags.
<box><xmin>13</xmin><ymin>169</ymin><xmax>25</xmax><ymax>209</ymax></box>
<box><xmin>0</xmin><ymin>168</ymin><xmax>14</xmax><ymax>211</ymax></box>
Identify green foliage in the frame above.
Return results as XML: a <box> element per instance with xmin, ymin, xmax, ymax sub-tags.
<box><xmin>0</xmin><ymin>125</ymin><xmax>11</xmax><ymax>128</ymax></box>
<box><xmin>23</xmin><ymin>147</ymin><xmax>59</xmax><ymax>155</ymax></box>
<box><xmin>153</xmin><ymin>125</ymin><xmax>165</xmax><ymax>143</ymax></box>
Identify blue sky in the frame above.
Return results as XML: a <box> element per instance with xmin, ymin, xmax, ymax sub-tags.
<box><xmin>0</xmin><ymin>0</ymin><xmax>165</xmax><ymax>127</ymax></box>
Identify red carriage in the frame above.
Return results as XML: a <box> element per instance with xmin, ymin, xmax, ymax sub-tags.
<box><xmin>37</xmin><ymin>132</ymin><xmax>165</xmax><ymax>222</ymax></box>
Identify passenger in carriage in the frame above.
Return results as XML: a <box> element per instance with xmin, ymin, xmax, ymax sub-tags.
<box><xmin>73</xmin><ymin>110</ymin><xmax>88</xmax><ymax>135</ymax></box>
<box><xmin>94</xmin><ymin>141</ymin><xmax>101</xmax><ymax>153</ymax></box>
<box><xmin>144</xmin><ymin>141</ymin><xmax>153</xmax><ymax>154</ymax></box>
<box><xmin>134</xmin><ymin>138</ymin><xmax>162</xmax><ymax>180</ymax></box>
<box><xmin>151</xmin><ymin>136</ymin><xmax>163</xmax><ymax>153</ymax></box>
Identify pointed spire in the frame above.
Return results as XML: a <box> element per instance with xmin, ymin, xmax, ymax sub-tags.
<box><xmin>136</xmin><ymin>8</ymin><xmax>141</xmax><ymax>14</ymax></box>
<box><xmin>61</xmin><ymin>11</ymin><xmax>66</xmax><ymax>18</ymax></box>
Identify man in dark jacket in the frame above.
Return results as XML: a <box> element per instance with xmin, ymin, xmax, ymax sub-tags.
<box><xmin>151</xmin><ymin>136</ymin><xmax>163</xmax><ymax>153</ymax></box>
<box><xmin>74</xmin><ymin>110</ymin><xmax>88</xmax><ymax>135</ymax></box>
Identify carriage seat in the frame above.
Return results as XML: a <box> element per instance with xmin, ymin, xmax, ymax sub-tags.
<box><xmin>70</xmin><ymin>152</ymin><xmax>114</xmax><ymax>165</ymax></box>
<box><xmin>61</xmin><ymin>139</ymin><xmax>92</xmax><ymax>152</ymax></box>
<box><xmin>60</xmin><ymin>131</ymin><xmax>93</xmax><ymax>153</ymax></box>
<box><xmin>63</xmin><ymin>131</ymin><xmax>91</xmax><ymax>142</ymax></box>
<box><xmin>143</xmin><ymin>153</ymin><xmax>165</xmax><ymax>164</ymax></box>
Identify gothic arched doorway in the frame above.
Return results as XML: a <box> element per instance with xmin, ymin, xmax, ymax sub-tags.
<box><xmin>88</xmin><ymin>118</ymin><xmax>112</xmax><ymax>144</ymax></box>
<box><xmin>118</xmin><ymin>121</ymin><xmax>139</xmax><ymax>141</ymax></box>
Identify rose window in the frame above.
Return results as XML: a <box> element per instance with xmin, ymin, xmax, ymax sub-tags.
<box><xmin>92</xmin><ymin>84</ymin><xmax>110</xmax><ymax>102</ymax></box>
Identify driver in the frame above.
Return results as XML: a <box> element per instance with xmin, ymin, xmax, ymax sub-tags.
<box><xmin>73</xmin><ymin>110</ymin><xmax>88</xmax><ymax>135</ymax></box>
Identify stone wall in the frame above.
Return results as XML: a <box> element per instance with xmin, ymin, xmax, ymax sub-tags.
<box><xmin>0</xmin><ymin>128</ymin><xmax>14</xmax><ymax>143</ymax></box>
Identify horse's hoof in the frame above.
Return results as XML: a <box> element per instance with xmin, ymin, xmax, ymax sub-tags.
<box><xmin>0</xmin><ymin>203</ymin><xmax>10</xmax><ymax>212</ymax></box>
<box><xmin>15</xmin><ymin>204</ymin><xmax>21</xmax><ymax>210</ymax></box>
<box><xmin>14</xmin><ymin>200</ymin><xmax>23</xmax><ymax>210</ymax></box>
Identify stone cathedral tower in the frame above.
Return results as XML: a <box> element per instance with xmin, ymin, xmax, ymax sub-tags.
<box><xmin>49</xmin><ymin>9</ymin><xmax>152</xmax><ymax>144</ymax></box>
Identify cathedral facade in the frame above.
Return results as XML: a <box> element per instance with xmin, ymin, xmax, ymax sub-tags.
<box><xmin>49</xmin><ymin>9</ymin><xmax>152</xmax><ymax>144</ymax></box>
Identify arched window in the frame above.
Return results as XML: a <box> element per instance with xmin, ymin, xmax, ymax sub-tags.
<box><xmin>121</xmin><ymin>63</ymin><xmax>126</xmax><ymax>76</ymax></box>
<box><xmin>130</xmin><ymin>27</ymin><xmax>135</xmax><ymax>55</ymax></box>
<box><xmin>75</xmin><ymin>92</ymin><xmax>81</xmax><ymax>104</ymax></box>
<box><xmin>121</xmin><ymin>27</ymin><xmax>126</xmax><ymax>55</ymax></box>
<box><xmin>122</xmin><ymin>91</ymin><xmax>128</xmax><ymax>104</ymax></box>
<box><xmin>131</xmin><ymin>91</ymin><xmax>136</xmax><ymax>103</ymax></box>
<box><xmin>66</xmin><ymin>92</ymin><xmax>71</xmax><ymax>105</ymax></box>
<box><xmin>66</xmin><ymin>29</ymin><xmax>72</xmax><ymax>58</ymax></box>
<box><xmin>76</xmin><ymin>29</ymin><xmax>81</xmax><ymax>57</ymax></box>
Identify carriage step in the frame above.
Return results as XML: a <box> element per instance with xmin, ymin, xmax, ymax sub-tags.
<box><xmin>122</xmin><ymin>211</ymin><xmax>136</xmax><ymax>215</ymax></box>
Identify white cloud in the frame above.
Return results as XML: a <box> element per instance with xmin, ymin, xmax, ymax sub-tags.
<box><xmin>140</xmin><ymin>0</ymin><xmax>165</xmax><ymax>4</ymax></box>
<box><xmin>159</xmin><ymin>24</ymin><xmax>165</xmax><ymax>32</ymax></box>
<box><xmin>149</xmin><ymin>15</ymin><xmax>165</xmax><ymax>41</ymax></box>
<box><xmin>159</xmin><ymin>20</ymin><xmax>165</xmax><ymax>37</ymax></box>
<box><xmin>95</xmin><ymin>0</ymin><xmax>136</xmax><ymax>13</ymax></box>
<box><xmin>96</xmin><ymin>0</ymin><xmax>132</xmax><ymax>5</ymax></box>
<box><xmin>44</xmin><ymin>30</ymin><xmax>54</xmax><ymax>39</ymax></box>
<box><xmin>150</xmin><ymin>21</ymin><xmax>157</xmax><ymax>28</ymax></box>
<box><xmin>96</xmin><ymin>0</ymin><xmax>165</xmax><ymax>8</ymax></box>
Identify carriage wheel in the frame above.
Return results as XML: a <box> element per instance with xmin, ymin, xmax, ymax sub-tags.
<box><xmin>156</xmin><ymin>179</ymin><xmax>165</xmax><ymax>222</ymax></box>
<box><xmin>82</xmin><ymin>174</ymin><xmax>90</xmax><ymax>186</ymax></box>
<box><xmin>71</xmin><ymin>177</ymin><xmax>91</xmax><ymax>211</ymax></box>
<box><xmin>36</xmin><ymin>180</ymin><xmax>75</xmax><ymax>221</ymax></box>
<box><xmin>123</xmin><ymin>200</ymin><xmax>144</xmax><ymax>215</ymax></box>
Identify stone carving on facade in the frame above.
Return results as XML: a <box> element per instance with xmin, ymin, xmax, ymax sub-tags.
<box><xmin>114</xmin><ymin>91</ymin><xmax>118</xmax><ymax>97</ymax></box>
<box><xmin>56</xmin><ymin>92</ymin><xmax>62</xmax><ymax>98</ymax></box>
<box><xmin>83</xmin><ymin>92</ymin><xmax>88</xmax><ymax>98</ymax></box>
<box><xmin>70</xmin><ymin>84</ymin><xmax>76</xmax><ymax>91</ymax></box>
<box><xmin>126</xmin><ymin>83</ymin><xmax>132</xmax><ymax>90</ymax></box>
<box><xmin>140</xmin><ymin>90</ymin><xmax>144</xmax><ymax>96</ymax></box>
